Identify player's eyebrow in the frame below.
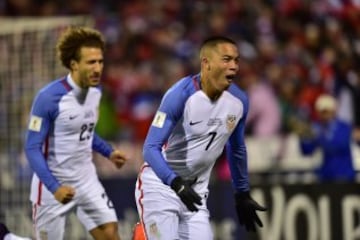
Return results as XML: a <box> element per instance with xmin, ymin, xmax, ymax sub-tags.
<box><xmin>87</xmin><ymin>58</ymin><xmax>103</xmax><ymax>64</ymax></box>
<box><xmin>222</xmin><ymin>54</ymin><xmax>240</xmax><ymax>60</ymax></box>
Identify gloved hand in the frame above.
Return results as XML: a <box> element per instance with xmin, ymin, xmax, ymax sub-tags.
<box><xmin>170</xmin><ymin>176</ymin><xmax>202</xmax><ymax>212</ymax></box>
<box><xmin>234</xmin><ymin>191</ymin><xmax>267</xmax><ymax>232</ymax></box>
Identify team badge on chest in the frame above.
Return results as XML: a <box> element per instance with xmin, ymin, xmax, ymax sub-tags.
<box><xmin>226</xmin><ymin>114</ymin><xmax>236</xmax><ymax>132</ymax></box>
<box><xmin>149</xmin><ymin>222</ymin><xmax>161</xmax><ymax>238</ymax></box>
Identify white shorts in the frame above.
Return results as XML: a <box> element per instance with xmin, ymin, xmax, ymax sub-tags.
<box><xmin>32</xmin><ymin>180</ymin><xmax>117</xmax><ymax>240</ymax></box>
<box><xmin>135</xmin><ymin>166</ymin><xmax>213</xmax><ymax>240</ymax></box>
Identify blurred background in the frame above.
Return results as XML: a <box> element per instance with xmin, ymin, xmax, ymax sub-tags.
<box><xmin>1</xmin><ymin>0</ymin><xmax>360</xmax><ymax>239</ymax></box>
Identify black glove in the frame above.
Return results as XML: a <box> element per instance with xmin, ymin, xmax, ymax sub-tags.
<box><xmin>234</xmin><ymin>191</ymin><xmax>267</xmax><ymax>232</ymax></box>
<box><xmin>170</xmin><ymin>176</ymin><xmax>202</xmax><ymax>212</ymax></box>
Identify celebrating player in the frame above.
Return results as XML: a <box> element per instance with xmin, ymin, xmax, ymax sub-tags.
<box><xmin>135</xmin><ymin>36</ymin><xmax>266</xmax><ymax>239</ymax></box>
<box><xmin>24</xmin><ymin>26</ymin><xmax>127</xmax><ymax>240</ymax></box>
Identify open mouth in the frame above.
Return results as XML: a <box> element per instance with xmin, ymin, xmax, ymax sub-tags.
<box><xmin>90</xmin><ymin>76</ymin><xmax>100</xmax><ymax>81</ymax></box>
<box><xmin>226</xmin><ymin>75</ymin><xmax>236</xmax><ymax>82</ymax></box>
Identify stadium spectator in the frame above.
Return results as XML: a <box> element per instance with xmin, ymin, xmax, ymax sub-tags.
<box><xmin>239</xmin><ymin>62</ymin><xmax>281</xmax><ymax>138</ymax></box>
<box><xmin>297</xmin><ymin>94</ymin><xmax>357</xmax><ymax>182</ymax></box>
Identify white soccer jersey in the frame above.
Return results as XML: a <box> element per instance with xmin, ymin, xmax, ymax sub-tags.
<box><xmin>25</xmin><ymin>74</ymin><xmax>113</xmax><ymax>205</ymax></box>
<box><xmin>136</xmin><ymin>74</ymin><xmax>250</xmax><ymax>240</ymax></box>
<box><xmin>163</xmin><ymin>87</ymin><xmax>244</xmax><ymax>193</ymax></box>
<box><xmin>140</xmin><ymin>74</ymin><xmax>250</xmax><ymax>194</ymax></box>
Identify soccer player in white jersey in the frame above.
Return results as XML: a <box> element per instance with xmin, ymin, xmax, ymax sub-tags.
<box><xmin>134</xmin><ymin>36</ymin><xmax>266</xmax><ymax>239</ymax></box>
<box><xmin>24</xmin><ymin>27</ymin><xmax>127</xmax><ymax>240</ymax></box>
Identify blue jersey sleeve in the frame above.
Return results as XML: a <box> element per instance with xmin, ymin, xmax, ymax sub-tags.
<box><xmin>92</xmin><ymin>133</ymin><xmax>113</xmax><ymax>158</ymax></box>
<box><xmin>299</xmin><ymin>138</ymin><xmax>318</xmax><ymax>155</ymax></box>
<box><xmin>24</xmin><ymin>91</ymin><xmax>61</xmax><ymax>194</ymax></box>
<box><xmin>226</xmin><ymin>86</ymin><xmax>250</xmax><ymax>193</ymax></box>
<box><xmin>298</xmin><ymin>122</ymin><xmax>321</xmax><ymax>155</ymax></box>
<box><xmin>300</xmin><ymin>120</ymin><xmax>351</xmax><ymax>155</ymax></box>
<box><xmin>143</xmin><ymin>80</ymin><xmax>190</xmax><ymax>185</ymax></box>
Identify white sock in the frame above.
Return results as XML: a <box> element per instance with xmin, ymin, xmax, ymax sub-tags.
<box><xmin>4</xmin><ymin>233</ymin><xmax>31</xmax><ymax>240</ymax></box>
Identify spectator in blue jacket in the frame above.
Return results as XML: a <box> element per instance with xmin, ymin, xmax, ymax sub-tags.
<box><xmin>298</xmin><ymin>94</ymin><xmax>356</xmax><ymax>182</ymax></box>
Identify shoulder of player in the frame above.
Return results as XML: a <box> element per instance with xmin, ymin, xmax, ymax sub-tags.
<box><xmin>36</xmin><ymin>77</ymin><xmax>72</xmax><ymax>102</ymax></box>
<box><xmin>227</xmin><ymin>83</ymin><xmax>248</xmax><ymax>103</ymax></box>
<box><xmin>165</xmin><ymin>75</ymin><xmax>198</xmax><ymax>99</ymax></box>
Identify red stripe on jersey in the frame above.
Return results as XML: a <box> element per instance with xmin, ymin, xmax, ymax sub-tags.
<box><xmin>162</xmin><ymin>142</ymin><xmax>168</xmax><ymax>150</ymax></box>
<box><xmin>192</xmin><ymin>75</ymin><xmax>200</xmax><ymax>90</ymax></box>
<box><xmin>36</xmin><ymin>182</ymin><xmax>42</xmax><ymax>205</ymax></box>
<box><xmin>61</xmin><ymin>77</ymin><xmax>72</xmax><ymax>91</ymax></box>
<box><xmin>137</xmin><ymin>164</ymin><xmax>150</xmax><ymax>240</ymax></box>
<box><xmin>37</xmin><ymin>134</ymin><xmax>50</xmax><ymax>205</ymax></box>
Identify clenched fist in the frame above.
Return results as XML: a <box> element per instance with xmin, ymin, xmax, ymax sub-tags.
<box><xmin>54</xmin><ymin>185</ymin><xmax>75</xmax><ymax>204</ymax></box>
<box><xmin>109</xmin><ymin>149</ymin><xmax>128</xmax><ymax>169</ymax></box>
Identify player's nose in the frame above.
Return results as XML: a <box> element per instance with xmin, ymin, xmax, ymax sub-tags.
<box><xmin>229</xmin><ymin>60</ymin><xmax>239</xmax><ymax>71</ymax></box>
<box><xmin>93</xmin><ymin>61</ymin><xmax>103</xmax><ymax>73</ymax></box>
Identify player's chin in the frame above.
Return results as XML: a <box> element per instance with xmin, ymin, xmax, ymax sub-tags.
<box><xmin>89</xmin><ymin>80</ymin><xmax>100</xmax><ymax>87</ymax></box>
<box><xmin>222</xmin><ymin>81</ymin><xmax>231</xmax><ymax>90</ymax></box>
<box><xmin>116</xmin><ymin>164</ymin><xmax>125</xmax><ymax>169</ymax></box>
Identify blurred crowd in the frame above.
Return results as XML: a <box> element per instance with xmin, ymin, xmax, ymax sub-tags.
<box><xmin>2</xmin><ymin>0</ymin><xmax>360</xmax><ymax>178</ymax></box>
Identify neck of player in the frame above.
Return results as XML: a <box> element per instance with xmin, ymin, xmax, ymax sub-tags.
<box><xmin>201</xmin><ymin>77</ymin><xmax>221</xmax><ymax>101</ymax></box>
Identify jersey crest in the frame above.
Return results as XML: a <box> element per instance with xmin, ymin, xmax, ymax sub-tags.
<box><xmin>226</xmin><ymin>114</ymin><xmax>236</xmax><ymax>132</ymax></box>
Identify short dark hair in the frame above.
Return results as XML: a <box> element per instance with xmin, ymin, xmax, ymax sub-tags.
<box><xmin>56</xmin><ymin>26</ymin><xmax>105</xmax><ymax>69</ymax></box>
<box><xmin>199</xmin><ymin>36</ymin><xmax>237</xmax><ymax>58</ymax></box>
<box><xmin>201</xmin><ymin>36</ymin><xmax>236</xmax><ymax>48</ymax></box>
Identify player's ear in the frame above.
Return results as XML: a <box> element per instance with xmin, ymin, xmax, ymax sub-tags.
<box><xmin>70</xmin><ymin>60</ymin><xmax>78</xmax><ymax>71</ymax></box>
<box><xmin>206</xmin><ymin>61</ymin><xmax>210</xmax><ymax>71</ymax></box>
<box><xmin>201</xmin><ymin>57</ymin><xmax>210</xmax><ymax>71</ymax></box>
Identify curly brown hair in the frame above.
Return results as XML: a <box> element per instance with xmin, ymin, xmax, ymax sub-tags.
<box><xmin>56</xmin><ymin>26</ymin><xmax>105</xmax><ymax>70</ymax></box>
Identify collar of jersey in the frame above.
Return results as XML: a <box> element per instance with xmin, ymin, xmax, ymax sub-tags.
<box><xmin>66</xmin><ymin>74</ymin><xmax>84</xmax><ymax>96</ymax></box>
